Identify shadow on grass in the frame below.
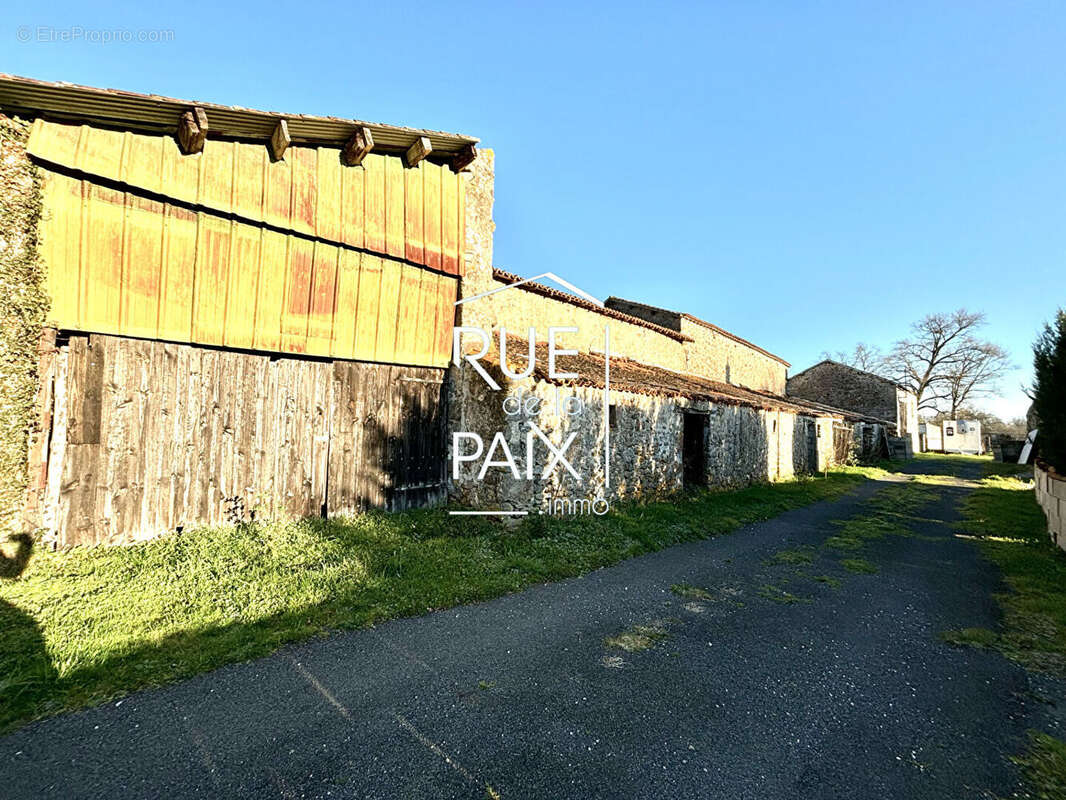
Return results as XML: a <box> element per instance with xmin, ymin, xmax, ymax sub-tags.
<box><xmin>0</xmin><ymin>469</ymin><xmax>877</xmax><ymax>734</ymax></box>
<box><xmin>1</xmin><ymin>535</ymin><xmax>58</xmax><ymax>725</ymax></box>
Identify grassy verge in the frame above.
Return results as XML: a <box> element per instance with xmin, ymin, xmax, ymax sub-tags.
<box><xmin>0</xmin><ymin>465</ymin><xmax>881</xmax><ymax>733</ymax></box>
<box><xmin>947</xmin><ymin>459</ymin><xmax>1066</xmax><ymax>797</ymax></box>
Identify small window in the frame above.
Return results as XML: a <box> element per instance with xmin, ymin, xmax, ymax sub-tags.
<box><xmin>608</xmin><ymin>404</ymin><xmax>618</xmax><ymax>430</ymax></box>
<box><xmin>772</xmin><ymin>419</ymin><xmax>777</xmax><ymax>432</ymax></box>
<box><xmin>816</xmin><ymin>424</ymin><xmax>821</xmax><ymax>438</ymax></box>
<box><xmin>946</xmin><ymin>427</ymin><xmax>954</xmax><ymax>436</ymax></box>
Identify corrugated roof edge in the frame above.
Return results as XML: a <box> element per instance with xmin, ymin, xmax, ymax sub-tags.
<box><xmin>604</xmin><ymin>295</ymin><xmax>791</xmax><ymax>368</ymax></box>
<box><xmin>490</xmin><ymin>269</ymin><xmax>693</xmax><ymax>343</ymax></box>
<box><xmin>0</xmin><ymin>73</ymin><xmax>478</xmax><ymax>157</ymax></box>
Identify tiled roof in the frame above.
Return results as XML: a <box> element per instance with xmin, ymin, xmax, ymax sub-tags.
<box><xmin>486</xmin><ymin>339</ymin><xmax>843</xmax><ymax>417</ymax></box>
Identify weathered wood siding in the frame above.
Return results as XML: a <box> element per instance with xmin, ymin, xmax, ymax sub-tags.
<box><xmin>27</xmin><ymin>332</ymin><xmax>447</xmax><ymax>547</ymax></box>
<box><xmin>37</xmin><ymin>171</ymin><xmax>456</xmax><ymax>365</ymax></box>
<box><xmin>27</xmin><ymin>119</ymin><xmax>465</xmax><ymax>274</ymax></box>
<box><xmin>28</xmin><ymin>118</ymin><xmax>463</xmax><ymax>368</ymax></box>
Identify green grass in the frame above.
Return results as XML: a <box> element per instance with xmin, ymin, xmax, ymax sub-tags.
<box><xmin>0</xmin><ymin>465</ymin><xmax>881</xmax><ymax>733</ymax></box>
<box><xmin>756</xmin><ymin>583</ymin><xmax>812</xmax><ymax>604</ymax></box>
<box><xmin>957</xmin><ymin>469</ymin><xmax>1066</xmax><ymax>674</ymax></box>
<box><xmin>939</xmin><ymin>627</ymin><xmax>997</xmax><ymax>648</ymax></box>
<box><xmin>1012</xmin><ymin>731</ymin><xmax>1066</xmax><ymax>800</ymax></box>
<box><xmin>670</xmin><ymin>582</ymin><xmax>714</xmax><ymax>601</ymax></box>
<box><xmin>764</xmin><ymin>546</ymin><xmax>816</xmax><ymax>566</ymax></box>
<box><xmin>604</xmin><ymin>621</ymin><xmax>671</xmax><ymax>651</ymax></box>
<box><xmin>840</xmin><ymin>557</ymin><xmax>878</xmax><ymax>574</ymax></box>
<box><xmin>811</xmin><ymin>574</ymin><xmax>842</xmax><ymax>588</ymax></box>
<box><xmin>949</xmin><ymin>458</ymin><xmax>1066</xmax><ymax>797</ymax></box>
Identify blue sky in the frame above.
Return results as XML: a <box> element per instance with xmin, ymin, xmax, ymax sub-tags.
<box><xmin>7</xmin><ymin>1</ymin><xmax>1063</xmax><ymax>419</ymax></box>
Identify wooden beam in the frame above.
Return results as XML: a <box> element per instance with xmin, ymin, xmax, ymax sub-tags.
<box><xmin>269</xmin><ymin>119</ymin><xmax>291</xmax><ymax>161</ymax></box>
<box><xmin>341</xmin><ymin>126</ymin><xmax>374</xmax><ymax>166</ymax></box>
<box><xmin>451</xmin><ymin>143</ymin><xmax>477</xmax><ymax>172</ymax></box>
<box><xmin>405</xmin><ymin>136</ymin><xmax>432</xmax><ymax>168</ymax></box>
<box><xmin>177</xmin><ymin>107</ymin><xmax>208</xmax><ymax>155</ymax></box>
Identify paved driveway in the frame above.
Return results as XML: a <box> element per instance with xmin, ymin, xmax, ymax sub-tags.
<box><xmin>2</xmin><ymin>467</ymin><xmax>1055</xmax><ymax>798</ymax></box>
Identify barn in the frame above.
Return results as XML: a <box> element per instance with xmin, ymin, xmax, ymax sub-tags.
<box><xmin>2</xmin><ymin>74</ymin><xmax>874</xmax><ymax>546</ymax></box>
<box><xmin>1</xmin><ymin>75</ymin><xmax>477</xmax><ymax>547</ymax></box>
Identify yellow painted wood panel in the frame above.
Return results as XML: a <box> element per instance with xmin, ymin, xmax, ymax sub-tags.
<box><xmin>254</xmin><ymin>231</ymin><xmax>289</xmax><ymax>353</ymax></box>
<box><xmin>405</xmin><ymin>163</ymin><xmax>424</xmax><ymax>264</ymax></box>
<box><xmin>341</xmin><ymin>164</ymin><xmax>364</xmax><ymax>251</ymax></box>
<box><xmin>355</xmin><ymin>254</ymin><xmax>383</xmax><ymax>361</ymax></box>
<box><xmin>40</xmin><ymin>172</ymin><xmax>82</xmax><ymax>326</ymax></box>
<box><xmin>395</xmin><ymin>265</ymin><xmax>422</xmax><ymax>365</ymax></box>
<box><xmin>306</xmin><ymin>243</ymin><xmax>339</xmax><ymax>357</ymax></box>
<box><xmin>28</xmin><ymin>120</ymin><xmax>465</xmax><ymax>274</ymax></box>
<box><xmin>331</xmin><ymin>248</ymin><xmax>361</xmax><ymax>358</ymax></box>
<box><xmin>36</xmin><ymin>170</ymin><xmax>456</xmax><ymax>367</ymax></box>
<box><xmin>158</xmin><ymin>206</ymin><xmax>196</xmax><ymax>343</ymax></box>
<box><xmin>121</xmin><ymin>194</ymin><xmax>165</xmax><ymax>339</ymax></box>
<box><xmin>316</xmin><ymin>150</ymin><xmax>343</xmax><ymax>244</ymax></box>
<box><xmin>375</xmin><ymin>255</ymin><xmax>402</xmax><ymax>363</ymax></box>
<box><xmin>441</xmin><ymin>167</ymin><xmax>459</xmax><ymax>276</ymax></box>
<box><xmin>363</xmin><ymin>153</ymin><xmax>386</xmax><ymax>255</ymax></box>
<box><xmin>385</xmin><ymin>155</ymin><xmax>405</xmax><ymax>260</ymax></box>
<box><xmin>82</xmin><ymin>184</ymin><xmax>124</xmax><ymax>334</ymax></box>
<box><xmin>282</xmin><ymin>237</ymin><xmax>314</xmax><ymax>354</ymax></box>
<box><xmin>422</xmin><ymin>163</ymin><xmax>442</xmax><ymax>271</ymax></box>
<box><xmin>224</xmin><ymin>223</ymin><xmax>262</xmax><ymax>350</ymax></box>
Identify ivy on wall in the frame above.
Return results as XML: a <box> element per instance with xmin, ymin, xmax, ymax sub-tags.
<box><xmin>0</xmin><ymin>116</ymin><xmax>48</xmax><ymax>536</ymax></box>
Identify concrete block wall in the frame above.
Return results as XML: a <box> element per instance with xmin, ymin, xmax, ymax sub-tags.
<box><xmin>1035</xmin><ymin>462</ymin><xmax>1066</xmax><ymax>550</ymax></box>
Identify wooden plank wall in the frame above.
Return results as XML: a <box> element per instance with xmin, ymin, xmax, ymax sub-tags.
<box><xmin>28</xmin><ymin>332</ymin><xmax>447</xmax><ymax>547</ymax></box>
<box><xmin>37</xmin><ymin>172</ymin><xmax>457</xmax><ymax>366</ymax></box>
<box><xmin>27</xmin><ymin>119</ymin><xmax>465</xmax><ymax>275</ymax></box>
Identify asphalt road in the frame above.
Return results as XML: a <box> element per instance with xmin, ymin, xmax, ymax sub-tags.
<box><xmin>3</xmin><ymin>466</ymin><xmax>1059</xmax><ymax>799</ymax></box>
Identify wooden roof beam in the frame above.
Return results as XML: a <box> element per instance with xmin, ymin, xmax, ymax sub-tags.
<box><xmin>177</xmin><ymin>107</ymin><xmax>208</xmax><ymax>154</ymax></box>
<box><xmin>405</xmin><ymin>136</ymin><xmax>432</xmax><ymax>167</ymax></box>
<box><xmin>342</xmin><ymin>126</ymin><xmax>373</xmax><ymax>166</ymax></box>
<box><xmin>269</xmin><ymin>119</ymin><xmax>291</xmax><ymax>161</ymax></box>
<box><xmin>451</xmin><ymin>143</ymin><xmax>477</xmax><ymax>172</ymax></box>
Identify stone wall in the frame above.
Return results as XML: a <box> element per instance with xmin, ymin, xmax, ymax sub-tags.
<box><xmin>605</xmin><ymin>297</ymin><xmax>788</xmax><ymax>394</ymax></box>
<box><xmin>448</xmin><ymin>364</ymin><xmax>837</xmax><ymax>512</ymax></box>
<box><xmin>678</xmin><ymin>317</ymin><xmax>787</xmax><ymax>394</ymax></box>
<box><xmin>1035</xmin><ymin>461</ymin><xmax>1066</xmax><ymax>551</ymax></box>
<box><xmin>458</xmin><ymin>277</ymin><xmax>688</xmax><ymax>373</ymax></box>
<box><xmin>0</xmin><ymin>116</ymin><xmax>48</xmax><ymax>536</ymax></box>
<box><xmin>787</xmin><ymin>361</ymin><xmax>898</xmax><ymax>423</ymax></box>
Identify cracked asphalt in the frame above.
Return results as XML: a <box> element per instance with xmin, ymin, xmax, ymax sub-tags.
<box><xmin>3</xmin><ymin>464</ymin><xmax>1060</xmax><ymax>799</ymax></box>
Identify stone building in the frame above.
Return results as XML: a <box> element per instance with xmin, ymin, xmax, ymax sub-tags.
<box><xmin>786</xmin><ymin>360</ymin><xmax>919</xmax><ymax>454</ymax></box>
<box><xmin>450</xmin><ymin>153</ymin><xmax>854</xmax><ymax>513</ymax></box>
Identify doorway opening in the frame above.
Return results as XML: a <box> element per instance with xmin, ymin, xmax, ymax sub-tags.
<box><xmin>682</xmin><ymin>412</ymin><xmax>707</xmax><ymax>489</ymax></box>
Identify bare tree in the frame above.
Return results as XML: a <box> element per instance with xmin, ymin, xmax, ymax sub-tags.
<box><xmin>884</xmin><ymin>309</ymin><xmax>1008</xmax><ymax>414</ymax></box>
<box><xmin>821</xmin><ymin>343</ymin><xmax>887</xmax><ymax>373</ymax></box>
<box><xmin>941</xmin><ymin>342</ymin><xmax>1011</xmax><ymax>417</ymax></box>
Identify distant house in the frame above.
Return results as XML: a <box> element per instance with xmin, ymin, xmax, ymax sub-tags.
<box><xmin>940</xmin><ymin>419</ymin><xmax>983</xmax><ymax>455</ymax></box>
<box><xmin>786</xmin><ymin>360</ymin><xmax>919</xmax><ymax>454</ymax></box>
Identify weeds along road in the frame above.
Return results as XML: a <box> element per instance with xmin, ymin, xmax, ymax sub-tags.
<box><xmin>3</xmin><ymin>458</ymin><xmax>1058</xmax><ymax>799</ymax></box>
